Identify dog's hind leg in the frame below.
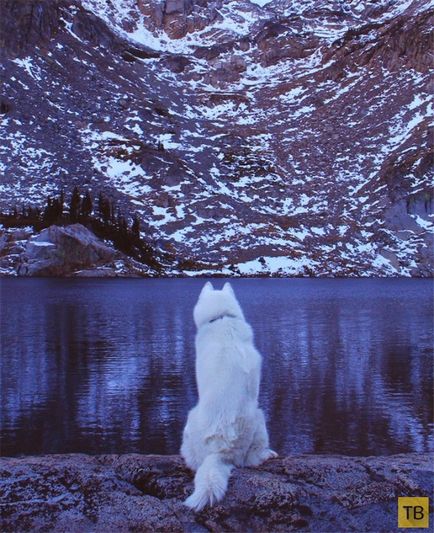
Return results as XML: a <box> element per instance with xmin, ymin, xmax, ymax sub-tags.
<box><xmin>245</xmin><ymin>409</ymin><xmax>278</xmax><ymax>466</ymax></box>
<box><xmin>180</xmin><ymin>408</ymin><xmax>202</xmax><ymax>471</ymax></box>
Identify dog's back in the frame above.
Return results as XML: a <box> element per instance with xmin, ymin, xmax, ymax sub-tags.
<box><xmin>181</xmin><ymin>282</ymin><xmax>276</xmax><ymax>511</ymax></box>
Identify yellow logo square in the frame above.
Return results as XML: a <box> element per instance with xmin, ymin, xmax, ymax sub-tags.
<box><xmin>398</xmin><ymin>497</ymin><xmax>429</xmax><ymax>528</ymax></box>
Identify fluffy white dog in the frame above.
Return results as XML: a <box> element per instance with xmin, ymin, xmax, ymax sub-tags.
<box><xmin>181</xmin><ymin>281</ymin><xmax>277</xmax><ymax>511</ymax></box>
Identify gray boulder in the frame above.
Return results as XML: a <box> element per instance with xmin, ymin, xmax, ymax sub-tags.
<box><xmin>17</xmin><ymin>224</ymin><xmax>115</xmax><ymax>276</ymax></box>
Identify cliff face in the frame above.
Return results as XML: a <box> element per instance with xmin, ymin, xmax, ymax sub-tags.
<box><xmin>0</xmin><ymin>453</ymin><xmax>432</xmax><ymax>531</ymax></box>
<box><xmin>1</xmin><ymin>0</ymin><xmax>433</xmax><ymax>276</ymax></box>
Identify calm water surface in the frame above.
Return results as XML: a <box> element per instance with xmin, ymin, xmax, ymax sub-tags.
<box><xmin>1</xmin><ymin>278</ymin><xmax>433</xmax><ymax>456</ymax></box>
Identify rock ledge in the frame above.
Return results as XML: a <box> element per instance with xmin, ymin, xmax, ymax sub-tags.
<box><xmin>0</xmin><ymin>453</ymin><xmax>432</xmax><ymax>531</ymax></box>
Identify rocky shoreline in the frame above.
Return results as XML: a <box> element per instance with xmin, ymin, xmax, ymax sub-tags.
<box><xmin>0</xmin><ymin>224</ymin><xmax>155</xmax><ymax>278</ymax></box>
<box><xmin>1</xmin><ymin>224</ymin><xmax>433</xmax><ymax>278</ymax></box>
<box><xmin>0</xmin><ymin>453</ymin><xmax>432</xmax><ymax>532</ymax></box>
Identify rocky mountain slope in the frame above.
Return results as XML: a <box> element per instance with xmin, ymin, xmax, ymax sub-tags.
<box><xmin>1</xmin><ymin>453</ymin><xmax>432</xmax><ymax>531</ymax></box>
<box><xmin>1</xmin><ymin>0</ymin><xmax>433</xmax><ymax>276</ymax></box>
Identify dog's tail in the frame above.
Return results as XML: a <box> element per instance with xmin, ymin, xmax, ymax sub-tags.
<box><xmin>184</xmin><ymin>453</ymin><xmax>233</xmax><ymax>511</ymax></box>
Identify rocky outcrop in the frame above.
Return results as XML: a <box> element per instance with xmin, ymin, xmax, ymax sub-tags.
<box><xmin>17</xmin><ymin>224</ymin><xmax>115</xmax><ymax>276</ymax></box>
<box><xmin>164</xmin><ymin>0</ymin><xmax>192</xmax><ymax>16</ymax></box>
<box><xmin>0</xmin><ymin>224</ymin><xmax>154</xmax><ymax>277</ymax></box>
<box><xmin>0</xmin><ymin>0</ymin><xmax>120</xmax><ymax>58</ymax></box>
<box><xmin>0</xmin><ymin>453</ymin><xmax>432</xmax><ymax>532</ymax></box>
<box><xmin>0</xmin><ymin>227</ymin><xmax>33</xmax><ymax>275</ymax></box>
<box><xmin>0</xmin><ymin>0</ymin><xmax>62</xmax><ymax>57</ymax></box>
<box><xmin>160</xmin><ymin>0</ymin><xmax>221</xmax><ymax>39</ymax></box>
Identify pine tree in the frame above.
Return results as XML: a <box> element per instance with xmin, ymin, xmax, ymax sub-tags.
<box><xmin>81</xmin><ymin>190</ymin><xmax>93</xmax><ymax>218</ymax></box>
<box><xmin>69</xmin><ymin>186</ymin><xmax>81</xmax><ymax>222</ymax></box>
<box><xmin>54</xmin><ymin>195</ymin><xmax>63</xmax><ymax>220</ymax></box>
<box><xmin>98</xmin><ymin>192</ymin><xmax>105</xmax><ymax>220</ymax></box>
<box><xmin>131</xmin><ymin>214</ymin><xmax>141</xmax><ymax>240</ymax></box>
<box><xmin>117</xmin><ymin>211</ymin><xmax>128</xmax><ymax>235</ymax></box>
<box><xmin>43</xmin><ymin>196</ymin><xmax>57</xmax><ymax>225</ymax></box>
<box><xmin>59</xmin><ymin>189</ymin><xmax>65</xmax><ymax>218</ymax></box>
<box><xmin>98</xmin><ymin>192</ymin><xmax>111</xmax><ymax>223</ymax></box>
<box><xmin>110</xmin><ymin>200</ymin><xmax>116</xmax><ymax>224</ymax></box>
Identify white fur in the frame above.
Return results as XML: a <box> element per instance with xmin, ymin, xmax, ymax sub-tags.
<box><xmin>181</xmin><ymin>282</ymin><xmax>277</xmax><ymax>511</ymax></box>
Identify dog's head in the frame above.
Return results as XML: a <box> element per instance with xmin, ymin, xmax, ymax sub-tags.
<box><xmin>193</xmin><ymin>282</ymin><xmax>244</xmax><ymax>328</ymax></box>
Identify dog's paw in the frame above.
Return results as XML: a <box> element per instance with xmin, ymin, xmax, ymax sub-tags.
<box><xmin>245</xmin><ymin>448</ymin><xmax>278</xmax><ymax>466</ymax></box>
<box><xmin>262</xmin><ymin>448</ymin><xmax>278</xmax><ymax>461</ymax></box>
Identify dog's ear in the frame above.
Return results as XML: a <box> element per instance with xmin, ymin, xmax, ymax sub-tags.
<box><xmin>199</xmin><ymin>281</ymin><xmax>214</xmax><ymax>297</ymax></box>
<box><xmin>222</xmin><ymin>282</ymin><xmax>235</xmax><ymax>295</ymax></box>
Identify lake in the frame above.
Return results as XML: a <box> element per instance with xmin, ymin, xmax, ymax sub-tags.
<box><xmin>1</xmin><ymin>278</ymin><xmax>433</xmax><ymax>457</ymax></box>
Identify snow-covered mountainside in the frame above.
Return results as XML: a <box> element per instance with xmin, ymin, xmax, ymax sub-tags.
<box><xmin>1</xmin><ymin>0</ymin><xmax>433</xmax><ymax>276</ymax></box>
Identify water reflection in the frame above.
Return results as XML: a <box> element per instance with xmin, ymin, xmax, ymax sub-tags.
<box><xmin>1</xmin><ymin>278</ymin><xmax>432</xmax><ymax>456</ymax></box>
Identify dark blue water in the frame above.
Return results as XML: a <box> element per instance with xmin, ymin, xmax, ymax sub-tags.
<box><xmin>1</xmin><ymin>278</ymin><xmax>433</xmax><ymax>457</ymax></box>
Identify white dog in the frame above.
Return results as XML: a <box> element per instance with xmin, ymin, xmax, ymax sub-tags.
<box><xmin>181</xmin><ymin>281</ymin><xmax>277</xmax><ymax>511</ymax></box>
